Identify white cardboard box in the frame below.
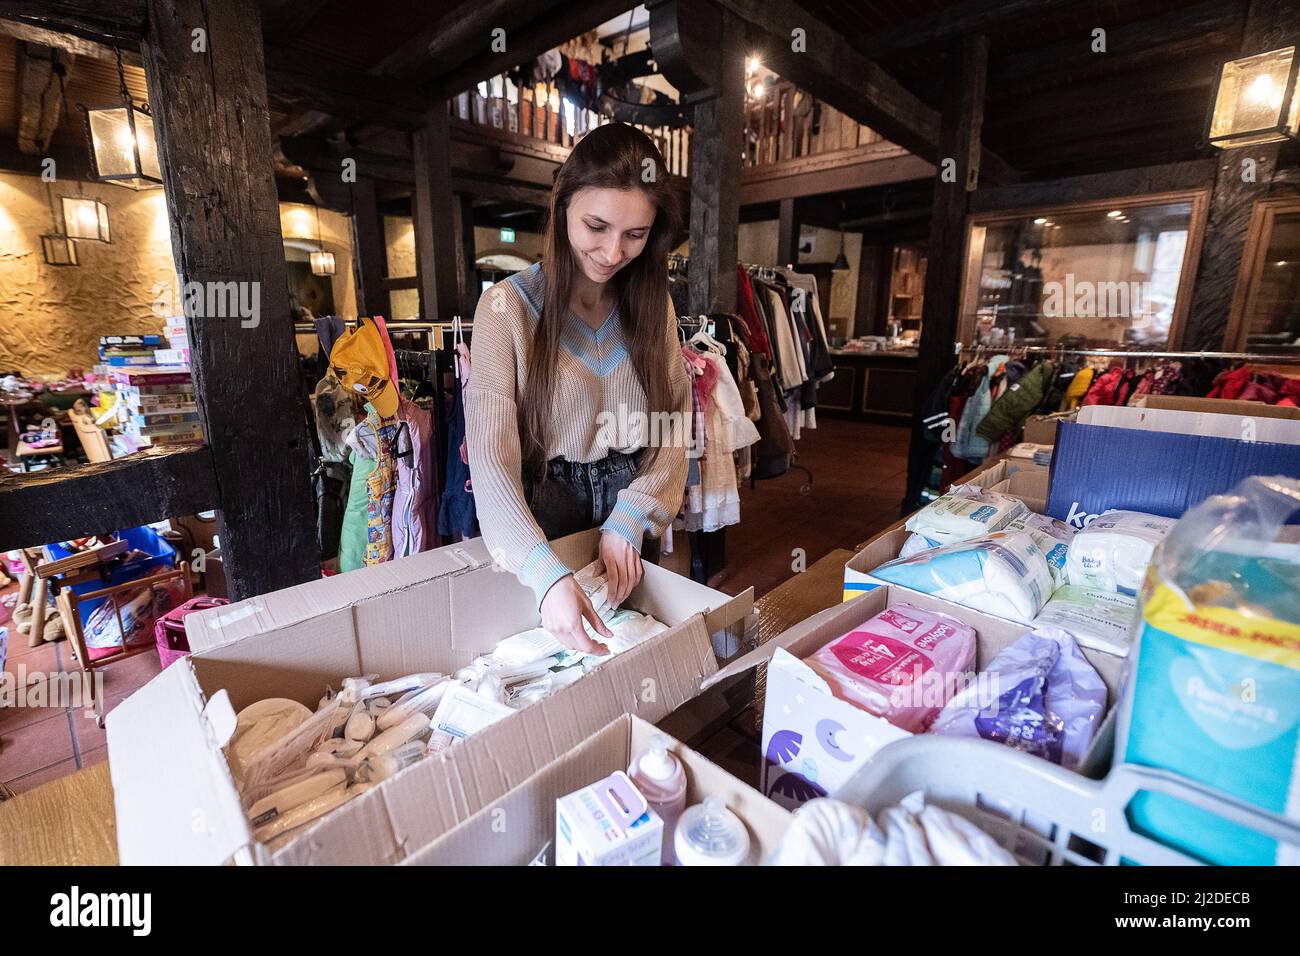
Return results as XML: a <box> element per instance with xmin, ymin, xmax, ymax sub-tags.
<box><xmin>703</xmin><ymin>585</ymin><xmax>1125</xmax><ymax>811</ymax></box>
<box><xmin>105</xmin><ymin>530</ymin><xmax>751</xmax><ymax>865</ymax></box>
<box><xmin>403</xmin><ymin>713</ymin><xmax>791</xmax><ymax>865</ymax></box>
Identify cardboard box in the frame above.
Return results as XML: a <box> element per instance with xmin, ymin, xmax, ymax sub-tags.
<box><xmin>105</xmin><ymin>530</ymin><xmax>752</xmax><ymax>865</ymax></box>
<box><xmin>1023</xmin><ymin>414</ymin><xmax>1068</xmax><ymax>445</ymax></box>
<box><xmin>704</xmin><ymin>585</ymin><xmax>1126</xmax><ymax>810</ymax></box>
<box><xmin>1048</xmin><ymin>406</ymin><xmax>1300</xmax><ymax>526</ymax></box>
<box><xmin>403</xmin><ymin>714</ymin><xmax>791</xmax><ymax>865</ymax></box>
<box><xmin>1136</xmin><ymin>394</ymin><xmax>1300</xmax><ymax>421</ymax></box>
<box><xmin>988</xmin><ymin>470</ymin><xmax>1049</xmax><ymax>513</ymax></box>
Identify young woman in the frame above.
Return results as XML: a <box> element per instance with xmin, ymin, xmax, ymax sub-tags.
<box><xmin>465</xmin><ymin>122</ymin><xmax>690</xmax><ymax>654</ymax></box>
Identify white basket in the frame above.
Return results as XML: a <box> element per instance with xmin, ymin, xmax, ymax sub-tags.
<box><xmin>836</xmin><ymin>735</ymin><xmax>1300</xmax><ymax>866</ymax></box>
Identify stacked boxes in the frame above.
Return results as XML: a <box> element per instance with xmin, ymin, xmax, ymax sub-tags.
<box><xmin>111</xmin><ymin>367</ymin><xmax>202</xmax><ymax>448</ymax></box>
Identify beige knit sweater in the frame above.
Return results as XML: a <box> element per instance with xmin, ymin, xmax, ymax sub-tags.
<box><xmin>464</xmin><ymin>263</ymin><xmax>691</xmax><ymax>604</ymax></box>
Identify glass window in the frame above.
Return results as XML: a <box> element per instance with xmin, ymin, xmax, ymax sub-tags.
<box><xmin>1241</xmin><ymin>211</ymin><xmax>1300</xmax><ymax>353</ymax></box>
<box><xmin>961</xmin><ymin>199</ymin><xmax>1198</xmax><ymax>349</ymax></box>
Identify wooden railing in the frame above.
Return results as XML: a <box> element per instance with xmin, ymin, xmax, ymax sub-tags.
<box><xmin>451</xmin><ymin>74</ymin><xmax>692</xmax><ymax>178</ymax></box>
<box><xmin>744</xmin><ymin>80</ymin><xmax>884</xmax><ymax>167</ymax></box>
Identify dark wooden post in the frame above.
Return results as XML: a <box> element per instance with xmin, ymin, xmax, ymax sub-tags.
<box><xmin>1182</xmin><ymin>0</ymin><xmax>1294</xmax><ymax>349</ymax></box>
<box><xmin>687</xmin><ymin>13</ymin><xmax>744</xmax><ymax>314</ymax></box>
<box><xmin>776</xmin><ymin>197</ymin><xmax>800</xmax><ymax>268</ymax></box>
<box><xmin>458</xmin><ymin>193</ymin><xmax>478</xmax><ymax>318</ymax></box>
<box><xmin>140</xmin><ymin>0</ymin><xmax>318</xmax><ymax>598</ymax></box>
<box><xmin>349</xmin><ymin>176</ymin><xmax>389</xmax><ymax>318</ymax></box>
<box><xmin>412</xmin><ymin>99</ymin><xmax>462</xmax><ymax>321</ymax></box>
<box><xmin>904</xmin><ymin>34</ymin><xmax>989</xmax><ymax>512</ymax></box>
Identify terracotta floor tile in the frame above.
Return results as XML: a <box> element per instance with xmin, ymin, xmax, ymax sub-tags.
<box><xmin>0</xmin><ymin>709</ymin><xmax>75</xmax><ymax>781</ymax></box>
<box><xmin>7</xmin><ymin>756</ymin><xmax>78</xmax><ymax>794</ymax></box>
<box><xmin>3</xmin><ymin>640</ymin><xmax>58</xmax><ymax>681</ymax></box>
<box><xmin>0</xmin><ymin>699</ymin><xmax>68</xmax><ymax>734</ymax></box>
<box><xmin>78</xmin><ymin>746</ymin><xmax>107</xmax><ymax>770</ymax></box>
<box><xmin>71</xmin><ymin>706</ymin><xmax>108</xmax><ymax>753</ymax></box>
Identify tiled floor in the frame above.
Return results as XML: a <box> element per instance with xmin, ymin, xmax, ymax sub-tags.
<box><xmin>0</xmin><ymin>416</ymin><xmax>908</xmax><ymax>795</ymax></box>
<box><xmin>1</xmin><ymin>599</ymin><xmax>160</xmax><ymax>795</ymax></box>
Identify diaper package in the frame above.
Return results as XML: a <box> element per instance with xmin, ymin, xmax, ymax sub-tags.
<box><xmin>870</xmin><ymin>531</ymin><xmax>1055</xmax><ymax>624</ymax></box>
<box><xmin>1117</xmin><ymin>476</ymin><xmax>1300</xmax><ymax>865</ymax></box>
<box><xmin>899</xmin><ymin>532</ymin><xmax>941</xmax><ymax>559</ymax></box>
<box><xmin>1031</xmin><ymin>585</ymin><xmax>1138</xmax><ymax>657</ymax></box>
<box><xmin>803</xmin><ymin>604</ymin><xmax>976</xmax><ymax>732</ymax></box>
<box><xmin>1004</xmin><ymin>512</ymin><xmax>1075</xmax><ymax>589</ymax></box>
<box><xmin>1066</xmin><ymin>509</ymin><xmax>1175</xmax><ymax>595</ymax></box>
<box><xmin>930</xmin><ymin>626</ymin><xmax>1107</xmax><ymax>770</ymax></box>
<box><xmin>905</xmin><ymin>487</ymin><xmax>1028</xmax><ymax>545</ymax></box>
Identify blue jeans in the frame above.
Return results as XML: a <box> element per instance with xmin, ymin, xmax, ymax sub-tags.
<box><xmin>525</xmin><ymin>451</ymin><xmax>661</xmax><ymax>563</ymax></box>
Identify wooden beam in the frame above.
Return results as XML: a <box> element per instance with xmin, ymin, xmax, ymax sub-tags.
<box><xmin>141</xmin><ymin>0</ymin><xmax>318</xmax><ymax>600</ymax></box>
<box><xmin>715</xmin><ymin>0</ymin><xmax>1014</xmax><ymax>184</ymax></box>
<box><xmin>260</xmin><ymin>0</ymin><xmax>330</xmax><ymax>43</ymax></box>
<box><xmin>458</xmin><ymin>193</ymin><xmax>479</xmax><ymax>318</ymax></box>
<box><xmin>0</xmin><ymin>447</ymin><xmax>217</xmax><ymax>552</ymax></box>
<box><xmin>450</xmin><ymin>175</ymin><xmax>549</xmax><ymax>208</ymax></box>
<box><xmin>687</xmin><ymin>11</ymin><xmax>745</xmax><ymax>313</ymax></box>
<box><xmin>970</xmin><ymin>160</ymin><xmax>1217</xmax><ymax>214</ymax></box>
<box><xmin>0</xmin><ymin>2</ymin><xmax>146</xmax><ymax>46</ymax></box>
<box><xmin>855</xmin><ymin>0</ymin><xmax>1083</xmax><ymax>59</ymax></box>
<box><xmin>263</xmin><ymin>46</ymin><xmax>427</xmax><ymax>131</ymax></box>
<box><xmin>349</xmin><ymin>177</ymin><xmax>390</xmax><ymax>318</ymax></box>
<box><xmin>776</xmin><ymin>197</ymin><xmax>800</xmax><ymax>268</ymax></box>
<box><xmin>0</xmin><ymin>16</ymin><xmax>141</xmax><ymax>64</ymax></box>
<box><xmin>413</xmin><ymin>101</ymin><xmax>464</xmax><ymax>319</ymax></box>
<box><xmin>740</xmin><ymin>142</ymin><xmax>935</xmax><ymax>204</ymax></box>
<box><xmin>906</xmin><ymin>34</ymin><xmax>989</xmax><ymax>511</ymax></box>
<box><xmin>15</xmin><ymin>41</ymin><xmax>71</xmax><ymax>155</ymax></box>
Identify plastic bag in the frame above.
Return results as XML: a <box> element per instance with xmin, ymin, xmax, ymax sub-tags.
<box><xmin>1066</xmin><ymin>509</ymin><xmax>1174</xmax><ymax>595</ymax></box>
<box><xmin>1118</xmin><ymin>476</ymin><xmax>1300</xmax><ymax>865</ymax></box>
<box><xmin>930</xmin><ymin>626</ymin><xmax>1106</xmax><ymax>770</ymax></box>
<box><xmin>870</xmin><ymin>531</ymin><xmax>1055</xmax><ymax>624</ymax></box>
<box><xmin>803</xmin><ymin>604</ymin><xmax>976</xmax><ymax>732</ymax></box>
<box><xmin>904</xmin><ymin>488</ymin><xmax>1027</xmax><ymax>545</ymax></box>
<box><xmin>1031</xmin><ymin>584</ymin><xmax>1138</xmax><ymax>657</ymax></box>
<box><xmin>1004</xmin><ymin>512</ymin><xmax>1075</xmax><ymax>589</ymax></box>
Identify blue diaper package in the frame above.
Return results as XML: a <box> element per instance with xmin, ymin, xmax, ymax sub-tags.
<box><xmin>1117</xmin><ymin>476</ymin><xmax>1300</xmax><ymax>865</ymax></box>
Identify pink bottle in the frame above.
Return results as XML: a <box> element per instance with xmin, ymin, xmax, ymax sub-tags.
<box><xmin>628</xmin><ymin>734</ymin><xmax>688</xmax><ymax>865</ymax></box>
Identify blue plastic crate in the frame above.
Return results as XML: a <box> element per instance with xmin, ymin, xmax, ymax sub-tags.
<box><xmin>45</xmin><ymin>526</ymin><xmax>177</xmax><ymax>625</ymax></box>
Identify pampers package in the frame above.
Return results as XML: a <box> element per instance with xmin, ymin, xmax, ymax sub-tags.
<box><xmin>1117</xmin><ymin>476</ymin><xmax>1300</xmax><ymax>865</ymax></box>
<box><xmin>870</xmin><ymin>531</ymin><xmax>1055</xmax><ymax>624</ymax></box>
<box><xmin>1066</xmin><ymin>510</ymin><xmax>1174</xmax><ymax>595</ymax></box>
<box><xmin>905</xmin><ymin>487</ymin><xmax>1028</xmax><ymax>545</ymax></box>
<box><xmin>803</xmin><ymin>604</ymin><xmax>976</xmax><ymax>732</ymax></box>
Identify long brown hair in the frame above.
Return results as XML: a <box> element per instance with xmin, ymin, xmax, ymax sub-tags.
<box><xmin>521</xmin><ymin>122</ymin><xmax>683</xmax><ymax>481</ymax></box>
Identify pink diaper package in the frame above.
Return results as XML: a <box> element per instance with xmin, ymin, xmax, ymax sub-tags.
<box><xmin>803</xmin><ymin>604</ymin><xmax>977</xmax><ymax>732</ymax></box>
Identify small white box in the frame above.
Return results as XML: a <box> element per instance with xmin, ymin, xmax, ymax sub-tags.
<box><xmin>555</xmin><ymin>771</ymin><xmax>663</xmax><ymax>866</ymax></box>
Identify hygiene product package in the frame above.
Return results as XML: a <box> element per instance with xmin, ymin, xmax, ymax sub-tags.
<box><xmin>1065</xmin><ymin>509</ymin><xmax>1175</xmax><ymax>595</ymax></box>
<box><xmin>555</xmin><ymin>771</ymin><xmax>665</xmax><ymax>866</ymax></box>
<box><xmin>869</xmin><ymin>531</ymin><xmax>1055</xmax><ymax>624</ymax></box>
<box><xmin>930</xmin><ymin>626</ymin><xmax>1107</xmax><ymax>770</ymax></box>
<box><xmin>1117</xmin><ymin>476</ymin><xmax>1300</xmax><ymax>865</ymax></box>
<box><xmin>904</xmin><ymin>487</ymin><xmax>1028</xmax><ymax>544</ymax></box>
<box><xmin>802</xmin><ymin>604</ymin><xmax>976</xmax><ymax>732</ymax></box>
<box><xmin>105</xmin><ymin>528</ymin><xmax>752</xmax><ymax>865</ymax></box>
<box><xmin>1031</xmin><ymin>585</ymin><xmax>1138</xmax><ymax>657</ymax></box>
<box><xmin>1004</xmin><ymin>512</ymin><xmax>1075</xmax><ymax>589</ymax></box>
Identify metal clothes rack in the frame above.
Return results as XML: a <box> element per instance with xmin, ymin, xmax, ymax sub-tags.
<box><xmin>954</xmin><ymin>343</ymin><xmax>1300</xmax><ymax>365</ymax></box>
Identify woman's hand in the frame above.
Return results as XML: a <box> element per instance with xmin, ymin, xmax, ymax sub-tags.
<box><xmin>599</xmin><ymin>531</ymin><xmax>643</xmax><ymax>608</ymax></box>
<box><xmin>540</xmin><ymin>574</ymin><xmax>612</xmax><ymax>655</ymax></box>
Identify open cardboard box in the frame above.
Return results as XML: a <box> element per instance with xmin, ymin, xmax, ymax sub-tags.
<box><xmin>987</xmin><ymin>469</ymin><xmax>1049</xmax><ymax>512</ymax></box>
<box><xmin>704</xmin><ymin>585</ymin><xmax>1126</xmax><ymax>811</ymax></box>
<box><xmin>105</xmin><ymin>530</ymin><xmax>752</xmax><ymax>865</ymax></box>
<box><xmin>402</xmin><ymin>713</ymin><xmax>791</xmax><ymax>865</ymax></box>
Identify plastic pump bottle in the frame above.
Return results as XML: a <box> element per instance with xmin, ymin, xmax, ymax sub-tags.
<box><xmin>674</xmin><ymin>797</ymin><xmax>750</xmax><ymax>866</ymax></box>
<box><xmin>628</xmin><ymin>734</ymin><xmax>687</xmax><ymax>864</ymax></box>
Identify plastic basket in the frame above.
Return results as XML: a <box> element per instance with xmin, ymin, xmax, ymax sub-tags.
<box><xmin>45</xmin><ymin>526</ymin><xmax>176</xmax><ymax>625</ymax></box>
<box><xmin>154</xmin><ymin>596</ymin><xmax>229</xmax><ymax>669</ymax></box>
<box><xmin>836</xmin><ymin>735</ymin><xmax>1300</xmax><ymax>866</ymax></box>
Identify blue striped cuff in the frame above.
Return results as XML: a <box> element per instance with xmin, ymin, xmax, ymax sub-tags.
<box><xmin>601</xmin><ymin>499</ymin><xmax>651</xmax><ymax>553</ymax></box>
<box><xmin>521</xmin><ymin>540</ymin><xmax>572</xmax><ymax>607</ymax></box>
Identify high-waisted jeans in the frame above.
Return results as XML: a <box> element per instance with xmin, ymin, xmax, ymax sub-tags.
<box><xmin>525</xmin><ymin>450</ymin><xmax>661</xmax><ymax>563</ymax></box>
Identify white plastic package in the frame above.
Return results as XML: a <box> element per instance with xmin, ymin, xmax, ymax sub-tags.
<box><xmin>1066</xmin><ymin>509</ymin><xmax>1175</xmax><ymax>595</ymax></box>
<box><xmin>1004</xmin><ymin>512</ymin><xmax>1075</xmax><ymax>589</ymax></box>
<box><xmin>1031</xmin><ymin>584</ymin><xmax>1139</xmax><ymax>656</ymax></box>
<box><xmin>870</xmin><ymin>531</ymin><xmax>1055</xmax><ymax>623</ymax></box>
<box><xmin>905</xmin><ymin>488</ymin><xmax>1028</xmax><ymax>545</ymax></box>
<box><xmin>899</xmin><ymin>532</ymin><xmax>940</xmax><ymax>559</ymax></box>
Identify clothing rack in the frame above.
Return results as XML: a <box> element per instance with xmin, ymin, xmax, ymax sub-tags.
<box><xmin>955</xmin><ymin>343</ymin><xmax>1300</xmax><ymax>365</ymax></box>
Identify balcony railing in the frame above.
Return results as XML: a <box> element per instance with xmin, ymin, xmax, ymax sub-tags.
<box><xmin>744</xmin><ymin>81</ymin><xmax>883</xmax><ymax>167</ymax></box>
<box><xmin>452</xmin><ymin>74</ymin><xmax>691</xmax><ymax>178</ymax></box>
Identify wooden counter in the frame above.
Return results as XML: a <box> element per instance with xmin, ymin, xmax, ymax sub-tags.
<box><xmin>819</xmin><ymin>349</ymin><xmax>919</xmax><ymax>422</ymax></box>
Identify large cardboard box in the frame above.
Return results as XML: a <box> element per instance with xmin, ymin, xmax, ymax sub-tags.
<box><xmin>988</xmin><ymin>470</ymin><xmax>1049</xmax><ymax>513</ymax></box>
<box><xmin>105</xmin><ymin>530</ymin><xmax>752</xmax><ymax>865</ymax></box>
<box><xmin>704</xmin><ymin>585</ymin><xmax>1126</xmax><ymax>811</ymax></box>
<box><xmin>1136</xmin><ymin>394</ymin><xmax>1300</xmax><ymax>421</ymax></box>
<box><xmin>403</xmin><ymin>713</ymin><xmax>791</xmax><ymax>865</ymax></box>
<box><xmin>1048</xmin><ymin>405</ymin><xmax>1300</xmax><ymax>527</ymax></box>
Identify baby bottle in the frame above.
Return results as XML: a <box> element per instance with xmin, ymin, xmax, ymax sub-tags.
<box><xmin>674</xmin><ymin>797</ymin><xmax>750</xmax><ymax>866</ymax></box>
<box><xmin>628</xmin><ymin>734</ymin><xmax>687</xmax><ymax>864</ymax></box>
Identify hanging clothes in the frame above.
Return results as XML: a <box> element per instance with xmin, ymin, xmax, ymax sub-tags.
<box><xmin>976</xmin><ymin>359</ymin><xmax>1054</xmax><ymax>444</ymax></box>
<box><xmin>391</xmin><ymin>396</ymin><xmax>434</xmax><ymax>558</ymax></box>
<box><xmin>735</xmin><ymin>266</ymin><xmax>773</xmax><ymax>359</ymax></box>
<box><xmin>363</xmin><ymin>406</ymin><xmax>399</xmax><ymax>566</ymax></box>
<box><xmin>749</xmin><ymin>353</ymin><xmax>793</xmax><ymax>479</ymax></box>
<box><xmin>951</xmin><ymin>355</ymin><xmax>1007</xmax><ymax>463</ymax></box>
<box><xmin>339</xmin><ymin>430</ymin><xmax>377</xmax><ymax>573</ymax></box>
<box><xmin>438</xmin><ymin>343</ymin><xmax>480</xmax><ymax>541</ymax></box>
